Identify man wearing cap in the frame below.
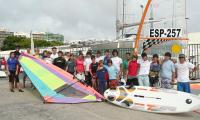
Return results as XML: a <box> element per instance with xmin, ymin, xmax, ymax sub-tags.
<box><xmin>175</xmin><ymin>54</ymin><xmax>196</xmax><ymax>93</ymax></box>
<box><xmin>160</xmin><ymin>52</ymin><xmax>175</xmax><ymax>89</ymax></box>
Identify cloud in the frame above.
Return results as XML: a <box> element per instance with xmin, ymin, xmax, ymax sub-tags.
<box><xmin>0</xmin><ymin>0</ymin><xmax>199</xmax><ymax>41</ymax></box>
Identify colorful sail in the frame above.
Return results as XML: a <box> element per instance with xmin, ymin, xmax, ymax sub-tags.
<box><xmin>191</xmin><ymin>83</ymin><xmax>200</xmax><ymax>90</ymax></box>
<box><xmin>19</xmin><ymin>53</ymin><xmax>103</xmax><ymax>103</ymax></box>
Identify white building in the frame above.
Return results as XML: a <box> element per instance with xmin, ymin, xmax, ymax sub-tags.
<box><xmin>14</xmin><ymin>32</ymin><xmax>30</xmax><ymax>38</ymax></box>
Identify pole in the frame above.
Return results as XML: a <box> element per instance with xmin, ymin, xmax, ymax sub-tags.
<box><xmin>116</xmin><ymin>0</ymin><xmax>119</xmax><ymax>40</ymax></box>
<box><xmin>134</xmin><ymin>0</ymin><xmax>152</xmax><ymax>55</ymax></box>
<box><xmin>172</xmin><ymin>0</ymin><xmax>175</xmax><ymax>28</ymax></box>
<box><xmin>122</xmin><ymin>0</ymin><xmax>125</xmax><ymax>38</ymax></box>
<box><xmin>150</xmin><ymin>3</ymin><xmax>154</xmax><ymax>28</ymax></box>
<box><xmin>30</xmin><ymin>31</ymin><xmax>35</xmax><ymax>55</ymax></box>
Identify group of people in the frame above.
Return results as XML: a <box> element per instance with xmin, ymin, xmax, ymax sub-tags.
<box><xmin>6</xmin><ymin>46</ymin><xmax>198</xmax><ymax>95</ymax></box>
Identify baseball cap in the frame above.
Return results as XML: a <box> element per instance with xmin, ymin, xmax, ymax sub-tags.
<box><xmin>179</xmin><ymin>54</ymin><xmax>185</xmax><ymax>58</ymax></box>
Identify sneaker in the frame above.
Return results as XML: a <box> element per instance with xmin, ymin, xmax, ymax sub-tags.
<box><xmin>10</xmin><ymin>89</ymin><xmax>14</xmax><ymax>92</ymax></box>
<box><xmin>19</xmin><ymin>89</ymin><xmax>24</xmax><ymax>92</ymax></box>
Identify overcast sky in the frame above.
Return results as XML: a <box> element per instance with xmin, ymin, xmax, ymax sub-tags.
<box><xmin>0</xmin><ymin>0</ymin><xmax>199</xmax><ymax>41</ymax></box>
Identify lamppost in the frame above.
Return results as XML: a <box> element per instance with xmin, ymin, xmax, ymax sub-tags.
<box><xmin>140</xmin><ymin>4</ymin><xmax>144</xmax><ymax>17</ymax></box>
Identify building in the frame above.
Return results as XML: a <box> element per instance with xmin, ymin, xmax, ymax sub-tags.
<box><xmin>32</xmin><ymin>32</ymin><xmax>46</xmax><ymax>41</ymax></box>
<box><xmin>0</xmin><ymin>28</ymin><xmax>14</xmax><ymax>47</ymax></box>
<box><xmin>14</xmin><ymin>32</ymin><xmax>30</xmax><ymax>38</ymax></box>
<box><xmin>46</xmin><ymin>32</ymin><xmax>64</xmax><ymax>42</ymax></box>
<box><xmin>32</xmin><ymin>32</ymin><xmax>64</xmax><ymax>42</ymax></box>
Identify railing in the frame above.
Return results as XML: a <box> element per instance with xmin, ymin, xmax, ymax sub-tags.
<box><xmin>0</xmin><ymin>44</ymin><xmax>199</xmax><ymax>79</ymax></box>
<box><xmin>188</xmin><ymin>44</ymin><xmax>200</xmax><ymax>79</ymax></box>
<box><xmin>91</xmin><ymin>48</ymin><xmax>134</xmax><ymax>59</ymax></box>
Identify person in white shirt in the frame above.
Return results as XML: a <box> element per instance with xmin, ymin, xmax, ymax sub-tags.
<box><xmin>84</xmin><ymin>51</ymin><xmax>92</xmax><ymax>86</ymax></box>
<box><xmin>175</xmin><ymin>54</ymin><xmax>197</xmax><ymax>93</ymax></box>
<box><xmin>44</xmin><ymin>51</ymin><xmax>53</xmax><ymax>64</ymax></box>
<box><xmin>50</xmin><ymin>47</ymin><xmax>58</xmax><ymax>60</ymax></box>
<box><xmin>96</xmin><ymin>50</ymin><xmax>104</xmax><ymax>63</ymax></box>
<box><xmin>111</xmin><ymin>49</ymin><xmax>122</xmax><ymax>79</ymax></box>
<box><xmin>138</xmin><ymin>52</ymin><xmax>151</xmax><ymax>86</ymax></box>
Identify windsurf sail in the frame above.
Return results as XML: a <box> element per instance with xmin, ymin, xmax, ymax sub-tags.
<box><xmin>191</xmin><ymin>83</ymin><xmax>200</xmax><ymax>90</ymax></box>
<box><xmin>19</xmin><ymin>53</ymin><xmax>103</xmax><ymax>103</ymax></box>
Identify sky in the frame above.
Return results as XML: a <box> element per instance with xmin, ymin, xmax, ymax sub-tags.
<box><xmin>0</xmin><ymin>0</ymin><xmax>199</xmax><ymax>41</ymax></box>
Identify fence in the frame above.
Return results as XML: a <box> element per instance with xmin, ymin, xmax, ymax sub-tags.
<box><xmin>0</xmin><ymin>44</ymin><xmax>199</xmax><ymax>79</ymax></box>
<box><xmin>91</xmin><ymin>48</ymin><xmax>134</xmax><ymax>59</ymax></box>
<box><xmin>188</xmin><ymin>44</ymin><xmax>200</xmax><ymax>79</ymax></box>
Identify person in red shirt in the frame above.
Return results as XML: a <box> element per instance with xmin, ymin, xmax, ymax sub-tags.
<box><xmin>75</xmin><ymin>52</ymin><xmax>85</xmax><ymax>81</ymax></box>
<box><xmin>126</xmin><ymin>55</ymin><xmax>139</xmax><ymax>87</ymax></box>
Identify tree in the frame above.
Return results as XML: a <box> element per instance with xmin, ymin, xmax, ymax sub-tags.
<box><xmin>1</xmin><ymin>36</ymin><xmax>64</xmax><ymax>51</ymax></box>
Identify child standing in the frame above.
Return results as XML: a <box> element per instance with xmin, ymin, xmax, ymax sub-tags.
<box><xmin>89</xmin><ymin>55</ymin><xmax>98</xmax><ymax>90</ymax></box>
<box><xmin>105</xmin><ymin>59</ymin><xmax>118</xmax><ymax>89</ymax></box>
<box><xmin>126</xmin><ymin>55</ymin><xmax>139</xmax><ymax>87</ymax></box>
<box><xmin>96</xmin><ymin>60</ymin><xmax>107</xmax><ymax>95</ymax></box>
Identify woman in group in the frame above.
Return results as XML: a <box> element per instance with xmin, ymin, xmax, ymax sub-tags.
<box><xmin>7</xmin><ymin>52</ymin><xmax>23</xmax><ymax>92</ymax></box>
<box><xmin>149</xmin><ymin>54</ymin><xmax>161</xmax><ymax>87</ymax></box>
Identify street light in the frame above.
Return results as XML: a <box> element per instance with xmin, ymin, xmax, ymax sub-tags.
<box><xmin>140</xmin><ymin>4</ymin><xmax>144</xmax><ymax>17</ymax></box>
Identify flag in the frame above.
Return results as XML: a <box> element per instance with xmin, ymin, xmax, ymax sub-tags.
<box><xmin>143</xmin><ymin>39</ymin><xmax>166</xmax><ymax>52</ymax></box>
<box><xmin>153</xmin><ymin>0</ymin><xmax>159</xmax><ymax>9</ymax></box>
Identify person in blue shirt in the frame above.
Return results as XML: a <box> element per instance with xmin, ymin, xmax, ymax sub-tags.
<box><xmin>104</xmin><ymin>59</ymin><xmax>118</xmax><ymax>89</ymax></box>
<box><xmin>96</xmin><ymin>60</ymin><xmax>107</xmax><ymax>95</ymax></box>
<box><xmin>103</xmin><ymin>49</ymin><xmax>110</xmax><ymax>66</ymax></box>
<box><xmin>160</xmin><ymin>52</ymin><xmax>175</xmax><ymax>89</ymax></box>
<box><xmin>7</xmin><ymin>52</ymin><xmax>24</xmax><ymax>92</ymax></box>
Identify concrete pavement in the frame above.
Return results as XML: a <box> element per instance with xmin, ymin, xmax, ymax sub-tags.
<box><xmin>0</xmin><ymin>78</ymin><xmax>200</xmax><ymax>120</ymax></box>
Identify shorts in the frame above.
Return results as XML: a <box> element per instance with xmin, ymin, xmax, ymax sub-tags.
<box><xmin>177</xmin><ymin>82</ymin><xmax>191</xmax><ymax>93</ymax></box>
<box><xmin>67</xmin><ymin>71</ymin><xmax>75</xmax><ymax>75</ymax></box>
<box><xmin>109</xmin><ymin>80</ymin><xmax>118</xmax><ymax>89</ymax></box>
<box><xmin>23</xmin><ymin>71</ymin><xmax>27</xmax><ymax>77</ymax></box>
<box><xmin>76</xmin><ymin>73</ymin><xmax>85</xmax><ymax>81</ymax></box>
<box><xmin>9</xmin><ymin>70</ymin><xmax>19</xmax><ymax>83</ymax></box>
<box><xmin>161</xmin><ymin>79</ymin><xmax>172</xmax><ymax>89</ymax></box>
<box><xmin>126</xmin><ymin>78</ymin><xmax>139</xmax><ymax>86</ymax></box>
<box><xmin>138</xmin><ymin>75</ymin><xmax>149</xmax><ymax>86</ymax></box>
<box><xmin>149</xmin><ymin>76</ymin><xmax>159</xmax><ymax>87</ymax></box>
<box><xmin>85</xmin><ymin>72</ymin><xmax>92</xmax><ymax>86</ymax></box>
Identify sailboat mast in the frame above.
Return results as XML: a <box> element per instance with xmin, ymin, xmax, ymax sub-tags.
<box><xmin>150</xmin><ymin>3</ymin><xmax>154</xmax><ymax>29</ymax></box>
<box><xmin>116</xmin><ymin>0</ymin><xmax>120</xmax><ymax>39</ymax></box>
<box><xmin>122</xmin><ymin>0</ymin><xmax>125</xmax><ymax>38</ymax></box>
